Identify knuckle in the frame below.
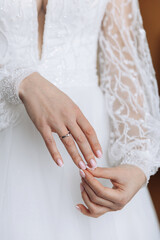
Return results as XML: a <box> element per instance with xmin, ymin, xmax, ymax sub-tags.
<box><xmin>90</xmin><ymin>206</ymin><xmax>97</xmax><ymax>215</ymax></box>
<box><xmin>85</xmin><ymin>153</ymin><xmax>94</xmax><ymax>160</ymax></box>
<box><xmin>76</xmin><ymin>134</ymin><xmax>85</xmax><ymax>144</ymax></box>
<box><xmin>85</xmin><ymin>126</ymin><xmax>95</xmax><ymax>137</ymax></box>
<box><xmin>62</xmin><ymin>110</ymin><xmax>75</xmax><ymax>122</ymax></box>
<box><xmin>61</xmin><ymin>108</ymin><xmax>70</xmax><ymax>118</ymax></box>
<box><xmin>67</xmin><ymin>118</ymin><xmax>75</xmax><ymax>126</ymax></box>
<box><xmin>90</xmin><ymin>195</ymin><xmax>97</xmax><ymax>204</ymax></box>
<box><xmin>96</xmin><ymin>191</ymin><xmax>102</xmax><ymax>198</ymax></box>
<box><xmin>63</xmin><ymin>137</ymin><xmax>73</xmax><ymax>148</ymax></box>
<box><xmin>93</xmin><ymin>142</ymin><xmax>101</xmax><ymax>150</ymax></box>
<box><xmin>51</xmin><ymin>121</ymin><xmax>63</xmax><ymax>132</ymax></box>
<box><xmin>91</xmin><ymin>208</ymin><xmax>101</xmax><ymax>218</ymax></box>
<box><xmin>73</xmin><ymin>154</ymin><xmax>82</xmax><ymax>163</ymax></box>
<box><xmin>73</xmin><ymin>104</ymin><xmax>80</xmax><ymax>113</ymax></box>
<box><xmin>36</xmin><ymin>117</ymin><xmax>46</xmax><ymax>129</ymax></box>
<box><xmin>39</xmin><ymin>123</ymin><xmax>48</xmax><ymax>135</ymax></box>
<box><xmin>93</xmin><ymin>214</ymin><xmax>101</xmax><ymax>218</ymax></box>
<box><xmin>117</xmin><ymin>205</ymin><xmax>124</xmax><ymax>210</ymax></box>
<box><xmin>90</xmin><ymin>206</ymin><xmax>102</xmax><ymax>217</ymax></box>
<box><xmin>45</xmin><ymin>136</ymin><xmax>54</xmax><ymax>145</ymax></box>
<box><xmin>66</xmin><ymin>147</ymin><xmax>82</xmax><ymax>163</ymax></box>
<box><xmin>119</xmin><ymin>196</ymin><xmax>127</xmax><ymax>206</ymax></box>
<box><xmin>96</xmin><ymin>187</ymin><xmax>105</xmax><ymax>198</ymax></box>
<box><xmin>112</xmin><ymin>204</ymin><xmax>123</xmax><ymax>211</ymax></box>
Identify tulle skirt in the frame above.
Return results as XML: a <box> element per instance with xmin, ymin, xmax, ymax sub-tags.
<box><xmin>0</xmin><ymin>85</ymin><xmax>159</xmax><ymax>240</ymax></box>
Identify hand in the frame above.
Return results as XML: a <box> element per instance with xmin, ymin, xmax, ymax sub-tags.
<box><xmin>76</xmin><ymin>164</ymin><xmax>146</xmax><ymax>218</ymax></box>
<box><xmin>19</xmin><ymin>72</ymin><xmax>103</xmax><ymax>168</ymax></box>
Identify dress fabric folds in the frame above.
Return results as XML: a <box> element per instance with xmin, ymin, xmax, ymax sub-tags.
<box><xmin>0</xmin><ymin>0</ymin><xmax>160</xmax><ymax>239</ymax></box>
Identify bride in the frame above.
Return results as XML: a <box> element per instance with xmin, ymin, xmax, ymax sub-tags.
<box><xmin>0</xmin><ymin>0</ymin><xmax>160</xmax><ymax>239</ymax></box>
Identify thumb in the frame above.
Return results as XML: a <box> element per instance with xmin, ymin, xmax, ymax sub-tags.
<box><xmin>86</xmin><ymin>166</ymin><xmax>118</xmax><ymax>180</ymax></box>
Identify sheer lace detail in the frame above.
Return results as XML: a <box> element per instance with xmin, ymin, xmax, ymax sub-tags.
<box><xmin>0</xmin><ymin>66</ymin><xmax>36</xmax><ymax>131</ymax></box>
<box><xmin>98</xmin><ymin>0</ymin><xmax>160</xmax><ymax>184</ymax></box>
<box><xmin>0</xmin><ymin>67</ymin><xmax>36</xmax><ymax>104</ymax></box>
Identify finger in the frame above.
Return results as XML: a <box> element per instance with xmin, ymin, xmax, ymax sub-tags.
<box><xmin>66</xmin><ymin>122</ymin><xmax>97</xmax><ymax>169</ymax></box>
<box><xmin>84</xmin><ymin>168</ymin><xmax>132</xmax><ymax>208</ymax></box>
<box><xmin>75</xmin><ymin>204</ymin><xmax>91</xmax><ymax>217</ymax></box>
<box><xmin>81</xmin><ymin>180</ymin><xmax>117</xmax><ymax>210</ymax></box>
<box><xmin>79</xmin><ymin>187</ymin><xmax>110</xmax><ymax>217</ymax></box>
<box><xmin>76</xmin><ymin>112</ymin><xmax>103</xmax><ymax>159</ymax></box>
<box><xmin>40</xmin><ymin>126</ymin><xmax>64</xmax><ymax>167</ymax></box>
<box><xmin>87</xmin><ymin>167</ymin><xmax>118</xmax><ymax>181</ymax></box>
<box><xmin>57</xmin><ymin>125</ymin><xmax>87</xmax><ymax>170</ymax></box>
<box><xmin>87</xmin><ymin>167</ymin><xmax>122</xmax><ymax>189</ymax></box>
<box><xmin>80</xmin><ymin>169</ymin><xmax>119</xmax><ymax>202</ymax></box>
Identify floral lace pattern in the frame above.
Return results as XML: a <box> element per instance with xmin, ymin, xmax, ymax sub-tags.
<box><xmin>98</xmin><ymin>0</ymin><xmax>160</xmax><ymax>183</ymax></box>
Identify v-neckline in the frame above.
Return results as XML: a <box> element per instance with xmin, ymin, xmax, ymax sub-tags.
<box><xmin>33</xmin><ymin>0</ymin><xmax>50</xmax><ymax>63</ymax></box>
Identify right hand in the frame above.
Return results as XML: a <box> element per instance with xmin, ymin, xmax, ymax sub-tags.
<box><xmin>19</xmin><ymin>72</ymin><xmax>103</xmax><ymax>169</ymax></box>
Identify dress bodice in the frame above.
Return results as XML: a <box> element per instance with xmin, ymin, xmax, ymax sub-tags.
<box><xmin>0</xmin><ymin>0</ymin><xmax>107</xmax><ymax>88</ymax></box>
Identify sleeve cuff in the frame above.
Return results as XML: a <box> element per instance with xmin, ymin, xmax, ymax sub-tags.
<box><xmin>0</xmin><ymin>68</ymin><xmax>37</xmax><ymax>104</ymax></box>
<box><xmin>120</xmin><ymin>150</ymin><xmax>159</xmax><ymax>187</ymax></box>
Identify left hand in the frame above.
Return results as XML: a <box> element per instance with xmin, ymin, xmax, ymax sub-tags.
<box><xmin>76</xmin><ymin>164</ymin><xmax>146</xmax><ymax>218</ymax></box>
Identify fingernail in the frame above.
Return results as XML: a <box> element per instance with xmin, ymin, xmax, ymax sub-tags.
<box><xmin>57</xmin><ymin>159</ymin><xmax>64</xmax><ymax>167</ymax></box>
<box><xmin>79</xmin><ymin>161</ymin><xmax>86</xmax><ymax>170</ymax></box>
<box><xmin>89</xmin><ymin>159</ymin><xmax>97</xmax><ymax>169</ymax></box>
<box><xmin>75</xmin><ymin>205</ymin><xmax>81</xmax><ymax>212</ymax></box>
<box><xmin>96</xmin><ymin>150</ymin><xmax>103</xmax><ymax>158</ymax></box>
<box><xmin>79</xmin><ymin>169</ymin><xmax>85</xmax><ymax>178</ymax></box>
<box><xmin>80</xmin><ymin>183</ymin><xmax>84</xmax><ymax>192</ymax></box>
<box><xmin>86</xmin><ymin>165</ymin><xmax>94</xmax><ymax>171</ymax></box>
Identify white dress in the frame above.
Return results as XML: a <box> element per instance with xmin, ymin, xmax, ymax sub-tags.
<box><xmin>0</xmin><ymin>0</ymin><xmax>160</xmax><ymax>239</ymax></box>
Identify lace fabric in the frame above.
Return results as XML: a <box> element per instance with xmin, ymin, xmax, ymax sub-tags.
<box><xmin>98</xmin><ymin>0</ymin><xmax>160</xmax><ymax>184</ymax></box>
<box><xmin>0</xmin><ymin>64</ymin><xmax>37</xmax><ymax>130</ymax></box>
<box><xmin>0</xmin><ymin>1</ymin><xmax>38</xmax><ymax>130</ymax></box>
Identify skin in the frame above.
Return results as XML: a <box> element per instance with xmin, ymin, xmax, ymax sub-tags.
<box><xmin>19</xmin><ymin>0</ymin><xmax>147</xmax><ymax>218</ymax></box>
<box><xmin>19</xmin><ymin>72</ymin><xmax>102</xmax><ymax>169</ymax></box>
<box><xmin>19</xmin><ymin>0</ymin><xmax>103</xmax><ymax>170</ymax></box>
<box><xmin>76</xmin><ymin>165</ymin><xmax>146</xmax><ymax>218</ymax></box>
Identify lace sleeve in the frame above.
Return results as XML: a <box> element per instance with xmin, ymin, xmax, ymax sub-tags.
<box><xmin>0</xmin><ymin>66</ymin><xmax>36</xmax><ymax>105</ymax></box>
<box><xmin>0</xmin><ymin>64</ymin><xmax>36</xmax><ymax>131</ymax></box>
<box><xmin>0</xmin><ymin>31</ymin><xmax>36</xmax><ymax>131</ymax></box>
<box><xmin>98</xmin><ymin>0</ymin><xmax>160</xmax><ymax>184</ymax></box>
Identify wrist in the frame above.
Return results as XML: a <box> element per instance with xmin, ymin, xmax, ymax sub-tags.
<box><xmin>120</xmin><ymin>163</ymin><xmax>147</xmax><ymax>186</ymax></box>
<box><xmin>18</xmin><ymin>72</ymin><xmax>40</xmax><ymax>102</ymax></box>
<box><xmin>130</xmin><ymin>164</ymin><xmax>147</xmax><ymax>186</ymax></box>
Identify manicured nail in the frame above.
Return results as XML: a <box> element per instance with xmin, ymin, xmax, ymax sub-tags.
<box><xmin>96</xmin><ymin>150</ymin><xmax>103</xmax><ymax>158</ymax></box>
<box><xmin>86</xmin><ymin>165</ymin><xmax>94</xmax><ymax>171</ymax></box>
<box><xmin>79</xmin><ymin>161</ymin><xmax>86</xmax><ymax>170</ymax></box>
<box><xmin>80</xmin><ymin>183</ymin><xmax>84</xmax><ymax>192</ymax></box>
<box><xmin>86</xmin><ymin>165</ymin><xmax>92</xmax><ymax>170</ymax></box>
<box><xmin>89</xmin><ymin>159</ymin><xmax>97</xmax><ymax>169</ymax></box>
<box><xmin>75</xmin><ymin>205</ymin><xmax>81</xmax><ymax>212</ymax></box>
<box><xmin>79</xmin><ymin>169</ymin><xmax>85</xmax><ymax>178</ymax></box>
<box><xmin>57</xmin><ymin>159</ymin><xmax>64</xmax><ymax>167</ymax></box>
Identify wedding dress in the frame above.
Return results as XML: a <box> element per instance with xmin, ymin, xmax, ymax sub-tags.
<box><xmin>0</xmin><ymin>0</ymin><xmax>160</xmax><ymax>239</ymax></box>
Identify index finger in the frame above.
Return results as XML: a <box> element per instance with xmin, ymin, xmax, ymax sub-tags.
<box><xmin>80</xmin><ymin>169</ymin><xmax>119</xmax><ymax>203</ymax></box>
